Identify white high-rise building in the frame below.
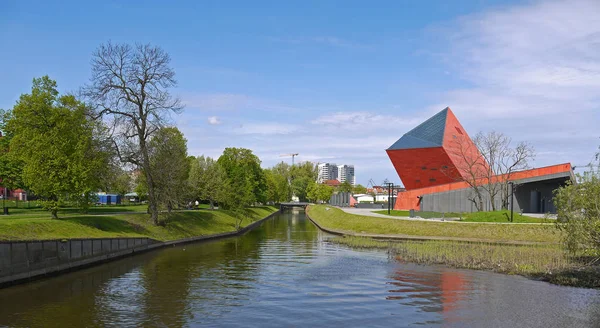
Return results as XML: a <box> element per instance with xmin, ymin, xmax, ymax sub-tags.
<box><xmin>317</xmin><ymin>163</ymin><xmax>338</xmax><ymax>183</ymax></box>
<box><xmin>337</xmin><ymin>164</ymin><xmax>355</xmax><ymax>186</ymax></box>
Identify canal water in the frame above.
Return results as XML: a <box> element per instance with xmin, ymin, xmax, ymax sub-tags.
<box><xmin>0</xmin><ymin>211</ymin><xmax>599</xmax><ymax>327</ymax></box>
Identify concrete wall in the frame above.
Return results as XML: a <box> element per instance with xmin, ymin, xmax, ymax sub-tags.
<box><xmin>0</xmin><ymin>237</ymin><xmax>159</xmax><ymax>286</ymax></box>
<box><xmin>420</xmin><ymin>177</ymin><xmax>568</xmax><ymax>214</ymax></box>
<box><xmin>421</xmin><ymin>187</ymin><xmax>501</xmax><ymax>213</ymax></box>
<box><xmin>329</xmin><ymin>192</ymin><xmax>352</xmax><ymax>207</ymax></box>
<box><xmin>513</xmin><ymin>178</ymin><xmax>564</xmax><ymax>213</ymax></box>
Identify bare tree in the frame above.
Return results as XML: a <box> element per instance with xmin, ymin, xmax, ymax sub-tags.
<box><xmin>83</xmin><ymin>42</ymin><xmax>182</xmax><ymax>225</ymax></box>
<box><xmin>443</xmin><ymin>134</ymin><xmax>488</xmax><ymax>211</ymax></box>
<box><xmin>441</xmin><ymin>131</ymin><xmax>535</xmax><ymax>212</ymax></box>
<box><xmin>475</xmin><ymin>131</ymin><xmax>535</xmax><ymax>210</ymax></box>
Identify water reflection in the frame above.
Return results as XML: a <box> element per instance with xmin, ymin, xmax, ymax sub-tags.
<box><xmin>0</xmin><ymin>211</ymin><xmax>599</xmax><ymax>327</ymax></box>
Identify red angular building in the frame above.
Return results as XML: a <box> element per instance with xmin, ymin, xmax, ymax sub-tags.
<box><xmin>387</xmin><ymin>107</ymin><xmax>573</xmax><ymax>213</ymax></box>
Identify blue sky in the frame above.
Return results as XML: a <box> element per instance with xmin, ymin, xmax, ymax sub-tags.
<box><xmin>1</xmin><ymin>0</ymin><xmax>599</xmax><ymax>186</ymax></box>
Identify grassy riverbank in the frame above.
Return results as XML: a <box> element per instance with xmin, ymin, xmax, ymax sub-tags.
<box><xmin>331</xmin><ymin>236</ymin><xmax>600</xmax><ymax>288</ymax></box>
<box><xmin>308</xmin><ymin>205</ymin><xmax>559</xmax><ymax>243</ymax></box>
<box><xmin>372</xmin><ymin>209</ymin><xmax>550</xmax><ymax>223</ymax></box>
<box><xmin>0</xmin><ymin>206</ymin><xmax>278</xmax><ymax>241</ymax></box>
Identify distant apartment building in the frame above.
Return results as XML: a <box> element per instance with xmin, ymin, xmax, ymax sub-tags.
<box><xmin>318</xmin><ymin>162</ymin><xmax>355</xmax><ymax>185</ymax></box>
<box><xmin>337</xmin><ymin>164</ymin><xmax>355</xmax><ymax>186</ymax></box>
<box><xmin>317</xmin><ymin>163</ymin><xmax>338</xmax><ymax>183</ymax></box>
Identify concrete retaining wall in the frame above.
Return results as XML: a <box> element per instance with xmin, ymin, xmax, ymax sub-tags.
<box><xmin>0</xmin><ymin>210</ymin><xmax>279</xmax><ymax>287</ymax></box>
<box><xmin>0</xmin><ymin>237</ymin><xmax>160</xmax><ymax>286</ymax></box>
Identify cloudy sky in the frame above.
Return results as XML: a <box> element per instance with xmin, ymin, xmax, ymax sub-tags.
<box><xmin>1</xmin><ymin>0</ymin><xmax>599</xmax><ymax>186</ymax></box>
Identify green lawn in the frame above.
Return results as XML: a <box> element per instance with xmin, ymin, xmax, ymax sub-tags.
<box><xmin>372</xmin><ymin>209</ymin><xmax>550</xmax><ymax>223</ymax></box>
<box><xmin>308</xmin><ymin>205</ymin><xmax>559</xmax><ymax>243</ymax></box>
<box><xmin>0</xmin><ymin>206</ymin><xmax>278</xmax><ymax>241</ymax></box>
<box><xmin>461</xmin><ymin>210</ymin><xmax>551</xmax><ymax>223</ymax></box>
<box><xmin>373</xmin><ymin>210</ymin><xmax>462</xmax><ymax>219</ymax></box>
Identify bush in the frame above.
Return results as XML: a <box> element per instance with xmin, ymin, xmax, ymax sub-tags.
<box><xmin>554</xmin><ymin>172</ymin><xmax>600</xmax><ymax>256</ymax></box>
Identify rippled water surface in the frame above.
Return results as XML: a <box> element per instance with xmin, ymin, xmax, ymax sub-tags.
<box><xmin>1</xmin><ymin>211</ymin><xmax>599</xmax><ymax>327</ymax></box>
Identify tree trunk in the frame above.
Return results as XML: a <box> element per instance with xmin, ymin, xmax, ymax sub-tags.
<box><xmin>140</xmin><ymin>138</ymin><xmax>159</xmax><ymax>225</ymax></box>
<box><xmin>51</xmin><ymin>208</ymin><xmax>58</xmax><ymax>219</ymax></box>
<box><xmin>209</xmin><ymin>199</ymin><xmax>214</xmax><ymax>210</ymax></box>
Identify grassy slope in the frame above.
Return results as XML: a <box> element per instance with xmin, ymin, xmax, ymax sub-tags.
<box><xmin>308</xmin><ymin>205</ymin><xmax>559</xmax><ymax>243</ymax></box>
<box><xmin>460</xmin><ymin>210</ymin><xmax>551</xmax><ymax>223</ymax></box>
<box><xmin>0</xmin><ymin>206</ymin><xmax>278</xmax><ymax>241</ymax></box>
<box><xmin>373</xmin><ymin>210</ymin><xmax>462</xmax><ymax>219</ymax></box>
<box><xmin>373</xmin><ymin>209</ymin><xmax>550</xmax><ymax>223</ymax></box>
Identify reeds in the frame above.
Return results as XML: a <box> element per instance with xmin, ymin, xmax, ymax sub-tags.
<box><xmin>332</xmin><ymin>236</ymin><xmax>576</xmax><ymax>278</ymax></box>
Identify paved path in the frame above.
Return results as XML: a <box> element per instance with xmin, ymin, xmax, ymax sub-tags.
<box><xmin>339</xmin><ymin>207</ymin><xmax>458</xmax><ymax>222</ymax></box>
<box><xmin>337</xmin><ymin>207</ymin><xmax>554</xmax><ymax>225</ymax></box>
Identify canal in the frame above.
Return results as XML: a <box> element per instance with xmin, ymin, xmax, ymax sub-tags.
<box><xmin>0</xmin><ymin>210</ymin><xmax>599</xmax><ymax>327</ymax></box>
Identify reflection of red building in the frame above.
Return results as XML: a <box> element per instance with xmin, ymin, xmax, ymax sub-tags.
<box><xmin>387</xmin><ymin>107</ymin><xmax>573</xmax><ymax>213</ymax></box>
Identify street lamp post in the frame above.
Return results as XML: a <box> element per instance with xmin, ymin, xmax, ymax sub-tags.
<box><xmin>509</xmin><ymin>182</ymin><xmax>514</xmax><ymax>222</ymax></box>
<box><xmin>385</xmin><ymin>182</ymin><xmax>394</xmax><ymax>215</ymax></box>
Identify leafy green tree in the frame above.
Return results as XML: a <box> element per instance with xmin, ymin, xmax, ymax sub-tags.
<box><xmin>0</xmin><ymin>110</ymin><xmax>23</xmax><ymax>193</ymax></box>
<box><xmin>352</xmin><ymin>184</ymin><xmax>367</xmax><ymax>194</ymax></box>
<box><xmin>319</xmin><ymin>184</ymin><xmax>334</xmax><ymax>203</ymax></box>
<box><xmin>188</xmin><ymin>155</ymin><xmax>226</xmax><ymax>209</ymax></box>
<box><xmin>134</xmin><ymin>170</ymin><xmax>148</xmax><ymax>202</ymax></box>
<box><xmin>289</xmin><ymin>161</ymin><xmax>317</xmax><ymax>201</ymax></box>
<box><xmin>6</xmin><ymin>76</ymin><xmax>110</xmax><ymax>218</ymax></box>
<box><xmin>148</xmin><ymin>127</ymin><xmax>189</xmax><ymax>216</ymax></box>
<box><xmin>290</xmin><ymin>161</ymin><xmax>317</xmax><ymax>181</ymax></box>
<box><xmin>292</xmin><ymin>176</ymin><xmax>312</xmax><ymax>202</ymax></box>
<box><xmin>217</xmin><ymin>148</ymin><xmax>267</xmax><ymax>228</ymax></box>
<box><xmin>339</xmin><ymin>180</ymin><xmax>353</xmax><ymax>193</ymax></box>
<box><xmin>555</xmin><ymin>169</ymin><xmax>600</xmax><ymax>256</ymax></box>
<box><xmin>307</xmin><ymin>182</ymin><xmax>334</xmax><ymax>203</ymax></box>
<box><xmin>105</xmin><ymin>167</ymin><xmax>133</xmax><ymax>199</ymax></box>
<box><xmin>264</xmin><ymin>164</ymin><xmax>291</xmax><ymax>203</ymax></box>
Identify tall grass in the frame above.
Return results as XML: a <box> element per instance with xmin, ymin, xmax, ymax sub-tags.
<box><xmin>332</xmin><ymin>236</ymin><xmax>576</xmax><ymax>279</ymax></box>
<box><xmin>333</xmin><ymin>236</ymin><xmax>600</xmax><ymax>288</ymax></box>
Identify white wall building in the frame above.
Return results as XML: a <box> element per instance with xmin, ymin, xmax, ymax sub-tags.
<box><xmin>337</xmin><ymin>164</ymin><xmax>355</xmax><ymax>186</ymax></box>
<box><xmin>317</xmin><ymin>163</ymin><xmax>338</xmax><ymax>183</ymax></box>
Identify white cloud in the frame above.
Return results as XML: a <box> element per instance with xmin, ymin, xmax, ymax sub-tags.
<box><xmin>429</xmin><ymin>0</ymin><xmax>600</xmax><ymax>168</ymax></box>
<box><xmin>311</xmin><ymin>112</ymin><xmax>422</xmax><ymax>130</ymax></box>
<box><xmin>234</xmin><ymin>122</ymin><xmax>301</xmax><ymax>135</ymax></box>
<box><xmin>207</xmin><ymin>116</ymin><xmax>221</xmax><ymax>125</ymax></box>
<box><xmin>182</xmin><ymin>93</ymin><xmax>251</xmax><ymax>111</ymax></box>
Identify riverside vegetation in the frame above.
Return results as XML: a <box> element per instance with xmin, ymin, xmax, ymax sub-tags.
<box><xmin>331</xmin><ymin>236</ymin><xmax>600</xmax><ymax>288</ymax></box>
<box><xmin>308</xmin><ymin>205</ymin><xmax>600</xmax><ymax>288</ymax></box>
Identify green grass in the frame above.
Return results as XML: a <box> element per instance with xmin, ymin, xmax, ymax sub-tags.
<box><xmin>0</xmin><ymin>206</ymin><xmax>278</xmax><ymax>241</ymax></box>
<box><xmin>0</xmin><ymin>204</ymin><xmax>150</xmax><ymax>218</ymax></box>
<box><xmin>373</xmin><ymin>209</ymin><xmax>550</xmax><ymax>223</ymax></box>
<box><xmin>308</xmin><ymin>205</ymin><xmax>559</xmax><ymax>243</ymax></box>
<box><xmin>461</xmin><ymin>210</ymin><xmax>551</xmax><ymax>223</ymax></box>
<box><xmin>331</xmin><ymin>236</ymin><xmax>599</xmax><ymax>288</ymax></box>
<box><xmin>373</xmin><ymin>210</ymin><xmax>462</xmax><ymax>219</ymax></box>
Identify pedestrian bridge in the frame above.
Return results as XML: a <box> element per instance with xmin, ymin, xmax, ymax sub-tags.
<box><xmin>279</xmin><ymin>202</ymin><xmax>310</xmax><ymax>211</ymax></box>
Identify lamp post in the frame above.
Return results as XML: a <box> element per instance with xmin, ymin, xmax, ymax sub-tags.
<box><xmin>508</xmin><ymin>182</ymin><xmax>514</xmax><ymax>222</ymax></box>
<box><xmin>385</xmin><ymin>182</ymin><xmax>394</xmax><ymax>215</ymax></box>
